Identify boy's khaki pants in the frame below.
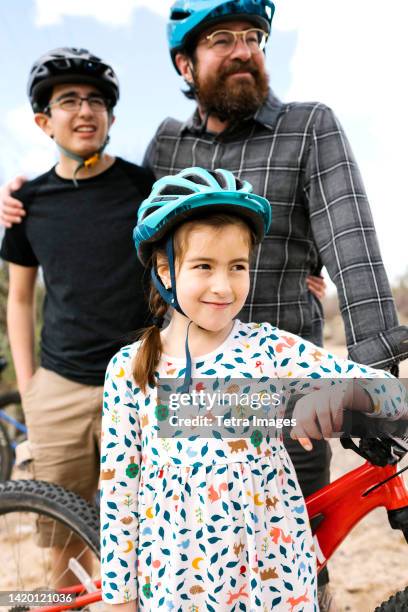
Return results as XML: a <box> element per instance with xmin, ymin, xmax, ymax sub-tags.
<box><xmin>22</xmin><ymin>367</ymin><xmax>103</xmax><ymax>547</ymax></box>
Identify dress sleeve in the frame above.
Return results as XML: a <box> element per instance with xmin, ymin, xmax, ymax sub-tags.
<box><xmin>100</xmin><ymin>349</ymin><xmax>141</xmax><ymax>604</ymax></box>
<box><xmin>262</xmin><ymin>325</ymin><xmax>407</xmax><ymax>420</ymax></box>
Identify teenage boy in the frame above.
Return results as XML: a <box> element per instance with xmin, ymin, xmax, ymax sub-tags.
<box><xmin>0</xmin><ymin>47</ymin><xmax>154</xmax><ymax>584</ymax></box>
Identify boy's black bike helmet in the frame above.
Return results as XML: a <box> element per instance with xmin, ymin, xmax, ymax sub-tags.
<box><xmin>27</xmin><ymin>47</ymin><xmax>120</xmax><ymax>112</ymax></box>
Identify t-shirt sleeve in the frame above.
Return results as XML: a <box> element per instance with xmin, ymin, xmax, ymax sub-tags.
<box><xmin>0</xmin><ymin>221</ymin><xmax>38</xmax><ymax>267</ymax></box>
<box><xmin>0</xmin><ymin>186</ymin><xmax>38</xmax><ymax>267</ymax></box>
<box><xmin>100</xmin><ymin>348</ymin><xmax>141</xmax><ymax>604</ymax></box>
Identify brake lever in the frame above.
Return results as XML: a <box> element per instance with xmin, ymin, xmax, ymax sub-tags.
<box><xmin>340</xmin><ymin>410</ymin><xmax>408</xmax><ymax>466</ymax></box>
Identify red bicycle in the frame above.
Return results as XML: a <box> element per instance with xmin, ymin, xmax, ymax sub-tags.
<box><xmin>0</xmin><ymin>412</ymin><xmax>407</xmax><ymax>611</ymax></box>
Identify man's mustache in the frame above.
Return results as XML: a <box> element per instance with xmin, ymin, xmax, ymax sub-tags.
<box><xmin>221</xmin><ymin>61</ymin><xmax>260</xmax><ymax>78</ymax></box>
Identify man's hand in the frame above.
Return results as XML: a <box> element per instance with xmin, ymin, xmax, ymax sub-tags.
<box><xmin>290</xmin><ymin>382</ymin><xmax>354</xmax><ymax>450</ymax></box>
<box><xmin>0</xmin><ymin>176</ymin><xmax>27</xmax><ymax>228</ymax></box>
<box><xmin>306</xmin><ymin>274</ymin><xmax>326</xmax><ymax>300</ymax></box>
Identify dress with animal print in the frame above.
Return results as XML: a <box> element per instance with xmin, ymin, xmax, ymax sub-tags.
<box><xmin>100</xmin><ymin>320</ymin><xmax>405</xmax><ymax>611</ymax></box>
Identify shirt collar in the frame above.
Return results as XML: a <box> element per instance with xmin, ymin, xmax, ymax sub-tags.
<box><xmin>180</xmin><ymin>89</ymin><xmax>283</xmax><ymax>135</ymax></box>
<box><xmin>253</xmin><ymin>90</ymin><xmax>283</xmax><ymax>130</ymax></box>
<box><xmin>180</xmin><ymin>108</ymin><xmax>206</xmax><ymax>134</ymax></box>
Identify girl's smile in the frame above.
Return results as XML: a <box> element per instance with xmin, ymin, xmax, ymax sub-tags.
<box><xmin>200</xmin><ymin>300</ymin><xmax>233</xmax><ymax>308</ymax></box>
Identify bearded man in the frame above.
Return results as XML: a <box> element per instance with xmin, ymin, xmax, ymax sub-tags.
<box><xmin>142</xmin><ymin>2</ymin><xmax>408</xmax><ymax>610</ymax></box>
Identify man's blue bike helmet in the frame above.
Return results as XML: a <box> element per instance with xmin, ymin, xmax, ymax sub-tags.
<box><xmin>168</xmin><ymin>0</ymin><xmax>275</xmax><ymax>70</ymax></box>
<box><xmin>133</xmin><ymin>166</ymin><xmax>271</xmax><ymax>392</ymax></box>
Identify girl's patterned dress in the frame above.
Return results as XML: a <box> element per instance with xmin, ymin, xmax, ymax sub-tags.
<box><xmin>100</xmin><ymin>320</ymin><xmax>405</xmax><ymax>611</ymax></box>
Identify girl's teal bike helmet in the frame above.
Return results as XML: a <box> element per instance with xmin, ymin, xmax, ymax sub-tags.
<box><xmin>168</xmin><ymin>0</ymin><xmax>275</xmax><ymax>70</ymax></box>
<box><xmin>134</xmin><ymin>166</ymin><xmax>271</xmax><ymax>266</ymax></box>
<box><xmin>133</xmin><ymin>167</ymin><xmax>271</xmax><ymax>393</ymax></box>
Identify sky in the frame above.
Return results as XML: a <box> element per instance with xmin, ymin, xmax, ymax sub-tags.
<box><xmin>0</xmin><ymin>0</ymin><xmax>407</xmax><ymax>286</ymax></box>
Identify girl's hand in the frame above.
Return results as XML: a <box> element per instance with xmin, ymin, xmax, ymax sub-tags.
<box><xmin>108</xmin><ymin>600</ymin><xmax>137</xmax><ymax>611</ymax></box>
<box><xmin>290</xmin><ymin>382</ymin><xmax>354</xmax><ymax>451</ymax></box>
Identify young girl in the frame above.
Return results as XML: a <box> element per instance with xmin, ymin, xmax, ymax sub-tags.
<box><xmin>100</xmin><ymin>167</ymin><xmax>406</xmax><ymax>611</ymax></box>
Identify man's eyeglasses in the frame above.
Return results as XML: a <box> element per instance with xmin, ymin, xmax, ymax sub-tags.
<box><xmin>202</xmin><ymin>28</ymin><xmax>268</xmax><ymax>57</ymax></box>
<box><xmin>46</xmin><ymin>94</ymin><xmax>110</xmax><ymax>113</ymax></box>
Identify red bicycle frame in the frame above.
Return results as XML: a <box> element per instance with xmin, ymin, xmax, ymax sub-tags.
<box><xmin>34</xmin><ymin>460</ymin><xmax>408</xmax><ymax>611</ymax></box>
<box><xmin>308</xmin><ymin>460</ymin><xmax>408</xmax><ymax>573</ymax></box>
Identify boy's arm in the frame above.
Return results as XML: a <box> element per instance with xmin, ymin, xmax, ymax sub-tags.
<box><xmin>0</xmin><ymin>176</ymin><xmax>27</xmax><ymax>228</ymax></box>
<box><xmin>7</xmin><ymin>262</ymin><xmax>38</xmax><ymax>394</ymax></box>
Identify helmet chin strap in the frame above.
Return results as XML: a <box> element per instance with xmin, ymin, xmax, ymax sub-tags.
<box><xmin>185</xmin><ymin>60</ymin><xmax>229</xmax><ymax>128</ymax></box>
<box><xmin>151</xmin><ymin>236</ymin><xmax>196</xmax><ymax>394</ymax></box>
<box><xmin>56</xmin><ymin>136</ymin><xmax>110</xmax><ymax>187</ymax></box>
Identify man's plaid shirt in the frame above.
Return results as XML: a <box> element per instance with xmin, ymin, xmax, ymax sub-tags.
<box><xmin>143</xmin><ymin>91</ymin><xmax>408</xmax><ymax>369</ymax></box>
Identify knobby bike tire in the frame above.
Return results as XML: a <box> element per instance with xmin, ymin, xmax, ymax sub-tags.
<box><xmin>0</xmin><ymin>421</ymin><xmax>13</xmax><ymax>480</ymax></box>
<box><xmin>0</xmin><ymin>479</ymin><xmax>100</xmax><ymax>556</ymax></box>
<box><xmin>375</xmin><ymin>586</ymin><xmax>408</xmax><ymax>611</ymax></box>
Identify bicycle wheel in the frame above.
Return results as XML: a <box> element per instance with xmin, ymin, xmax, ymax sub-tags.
<box><xmin>375</xmin><ymin>587</ymin><xmax>408</xmax><ymax>611</ymax></box>
<box><xmin>0</xmin><ymin>420</ymin><xmax>13</xmax><ymax>480</ymax></box>
<box><xmin>0</xmin><ymin>479</ymin><xmax>100</xmax><ymax>611</ymax></box>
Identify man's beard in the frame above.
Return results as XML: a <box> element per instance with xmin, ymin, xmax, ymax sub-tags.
<box><xmin>194</xmin><ymin>58</ymin><xmax>269</xmax><ymax>123</ymax></box>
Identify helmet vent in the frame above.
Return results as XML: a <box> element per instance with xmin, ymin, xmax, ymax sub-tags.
<box><xmin>51</xmin><ymin>59</ymin><xmax>71</xmax><ymax>70</ymax></box>
<box><xmin>158</xmin><ymin>185</ymin><xmax>193</xmax><ymax>196</ymax></box>
<box><xmin>171</xmin><ymin>9</ymin><xmax>191</xmax><ymax>20</ymax></box>
<box><xmin>182</xmin><ymin>174</ymin><xmax>209</xmax><ymax>186</ymax></box>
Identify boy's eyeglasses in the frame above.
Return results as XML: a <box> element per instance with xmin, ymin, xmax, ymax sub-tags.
<box><xmin>202</xmin><ymin>28</ymin><xmax>268</xmax><ymax>57</ymax></box>
<box><xmin>46</xmin><ymin>94</ymin><xmax>109</xmax><ymax>113</ymax></box>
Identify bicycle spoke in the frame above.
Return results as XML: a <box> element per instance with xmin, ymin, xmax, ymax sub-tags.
<box><xmin>39</xmin><ymin>526</ymin><xmax>50</xmax><ymax>588</ymax></box>
<box><xmin>44</xmin><ymin>517</ymin><xmax>59</xmax><ymax>587</ymax></box>
<box><xmin>54</xmin><ymin>542</ymin><xmax>90</xmax><ymax>587</ymax></box>
<box><xmin>1</xmin><ymin>514</ymin><xmax>22</xmax><ymax>589</ymax></box>
<box><xmin>16</xmin><ymin>511</ymin><xmax>23</xmax><ymax>590</ymax></box>
<box><xmin>50</xmin><ymin>527</ymin><xmax>75</xmax><ymax>585</ymax></box>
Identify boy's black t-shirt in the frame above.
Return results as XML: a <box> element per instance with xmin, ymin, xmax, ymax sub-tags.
<box><xmin>0</xmin><ymin>158</ymin><xmax>155</xmax><ymax>385</ymax></box>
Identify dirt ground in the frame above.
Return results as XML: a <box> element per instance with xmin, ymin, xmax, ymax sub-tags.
<box><xmin>0</xmin><ymin>343</ymin><xmax>407</xmax><ymax>611</ymax></box>
<box><xmin>326</xmin><ymin>343</ymin><xmax>408</xmax><ymax>612</ymax></box>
